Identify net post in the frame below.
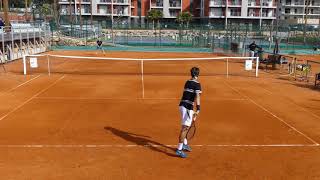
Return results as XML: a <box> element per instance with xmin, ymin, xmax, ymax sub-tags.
<box><xmin>47</xmin><ymin>54</ymin><xmax>51</xmax><ymax>76</ymax></box>
<box><xmin>226</xmin><ymin>58</ymin><xmax>229</xmax><ymax>78</ymax></box>
<box><xmin>23</xmin><ymin>55</ymin><xmax>27</xmax><ymax>75</ymax></box>
<box><xmin>255</xmin><ymin>56</ymin><xmax>259</xmax><ymax>77</ymax></box>
<box><xmin>293</xmin><ymin>57</ymin><xmax>297</xmax><ymax>80</ymax></box>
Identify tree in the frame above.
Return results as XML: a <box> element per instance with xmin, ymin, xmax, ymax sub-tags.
<box><xmin>147</xmin><ymin>9</ymin><xmax>163</xmax><ymax>30</ymax></box>
<box><xmin>176</xmin><ymin>11</ymin><xmax>193</xmax><ymax>45</ymax></box>
<box><xmin>39</xmin><ymin>4</ymin><xmax>53</xmax><ymax>22</ymax></box>
<box><xmin>69</xmin><ymin>0</ymin><xmax>73</xmax><ymax>24</ymax></box>
<box><xmin>53</xmin><ymin>0</ymin><xmax>61</xmax><ymax>27</ymax></box>
<box><xmin>176</xmin><ymin>11</ymin><xmax>193</xmax><ymax>28</ymax></box>
<box><xmin>90</xmin><ymin>0</ymin><xmax>93</xmax><ymax>27</ymax></box>
<box><xmin>182</xmin><ymin>12</ymin><xmax>192</xmax><ymax>28</ymax></box>
<box><xmin>3</xmin><ymin>0</ymin><xmax>9</xmax><ymax>29</ymax></box>
<box><xmin>303</xmin><ymin>0</ymin><xmax>311</xmax><ymax>45</ymax></box>
<box><xmin>79</xmin><ymin>0</ymin><xmax>82</xmax><ymax>29</ymax></box>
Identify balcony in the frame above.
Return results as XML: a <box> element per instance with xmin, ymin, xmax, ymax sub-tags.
<box><xmin>228</xmin><ymin>11</ymin><xmax>241</xmax><ymax>17</ymax></box>
<box><xmin>248</xmin><ymin>13</ymin><xmax>260</xmax><ymax>17</ymax></box>
<box><xmin>209</xmin><ymin>0</ymin><xmax>226</xmax><ymax>6</ymax></box>
<box><xmin>59</xmin><ymin>0</ymin><xmax>91</xmax><ymax>3</ymax></box>
<box><xmin>99</xmin><ymin>0</ymin><xmax>129</xmax><ymax>4</ymax></box>
<box><xmin>168</xmin><ymin>9</ymin><xmax>180</xmax><ymax>18</ymax></box>
<box><xmin>209</xmin><ymin>11</ymin><xmax>225</xmax><ymax>17</ymax></box>
<box><xmin>261</xmin><ymin>1</ymin><xmax>275</xmax><ymax>7</ymax></box>
<box><xmin>59</xmin><ymin>0</ymin><xmax>70</xmax><ymax>4</ymax></box>
<box><xmin>100</xmin><ymin>0</ymin><xmax>112</xmax><ymax>3</ymax></box>
<box><xmin>228</xmin><ymin>0</ymin><xmax>242</xmax><ymax>6</ymax></box>
<box><xmin>248</xmin><ymin>1</ymin><xmax>260</xmax><ymax>7</ymax></box>
<box><xmin>76</xmin><ymin>0</ymin><xmax>91</xmax><ymax>3</ymax></box>
<box><xmin>151</xmin><ymin>0</ymin><xmax>163</xmax><ymax>7</ymax></box>
<box><xmin>113</xmin><ymin>0</ymin><xmax>129</xmax><ymax>4</ymax></box>
<box><xmin>169</xmin><ymin>0</ymin><xmax>181</xmax><ymax>8</ymax></box>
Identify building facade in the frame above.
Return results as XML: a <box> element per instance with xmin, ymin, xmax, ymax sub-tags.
<box><xmin>206</xmin><ymin>0</ymin><xmax>277</xmax><ymax>26</ymax></box>
<box><xmin>58</xmin><ymin>0</ymin><xmax>278</xmax><ymax>27</ymax></box>
<box><xmin>279</xmin><ymin>0</ymin><xmax>320</xmax><ymax>25</ymax></box>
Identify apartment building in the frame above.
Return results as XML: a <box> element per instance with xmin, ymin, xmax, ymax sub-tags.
<box><xmin>279</xmin><ymin>0</ymin><xmax>320</xmax><ymax>25</ymax></box>
<box><xmin>58</xmin><ymin>0</ymin><xmax>277</xmax><ymax>26</ymax></box>
<box><xmin>207</xmin><ymin>0</ymin><xmax>277</xmax><ymax>26</ymax></box>
<box><xmin>59</xmin><ymin>0</ymin><xmax>136</xmax><ymax>24</ymax></box>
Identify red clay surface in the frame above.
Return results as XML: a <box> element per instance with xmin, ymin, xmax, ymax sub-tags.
<box><xmin>0</xmin><ymin>51</ymin><xmax>320</xmax><ymax>179</ymax></box>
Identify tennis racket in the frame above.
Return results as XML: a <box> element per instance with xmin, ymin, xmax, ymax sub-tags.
<box><xmin>186</xmin><ymin>114</ymin><xmax>197</xmax><ymax>140</ymax></box>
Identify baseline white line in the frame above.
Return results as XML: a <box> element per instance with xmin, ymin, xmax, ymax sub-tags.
<box><xmin>0</xmin><ymin>75</ymin><xmax>65</xmax><ymax>121</ymax></box>
<box><xmin>0</xmin><ymin>75</ymin><xmax>41</xmax><ymax>96</ymax></box>
<box><xmin>0</xmin><ymin>144</ymin><xmax>318</xmax><ymax>148</ymax></box>
<box><xmin>223</xmin><ymin>81</ymin><xmax>320</xmax><ymax>146</ymax></box>
<box><xmin>33</xmin><ymin>97</ymin><xmax>247</xmax><ymax>101</ymax></box>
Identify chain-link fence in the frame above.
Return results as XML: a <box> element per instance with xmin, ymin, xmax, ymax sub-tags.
<box><xmin>50</xmin><ymin>19</ymin><xmax>320</xmax><ymax>54</ymax></box>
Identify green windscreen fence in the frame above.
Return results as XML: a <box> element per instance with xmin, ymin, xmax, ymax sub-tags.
<box><xmin>50</xmin><ymin>20</ymin><xmax>320</xmax><ymax>55</ymax></box>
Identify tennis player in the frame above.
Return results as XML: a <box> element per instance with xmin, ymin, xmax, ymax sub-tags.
<box><xmin>176</xmin><ymin>67</ymin><xmax>202</xmax><ymax>158</ymax></box>
<box><xmin>96</xmin><ymin>39</ymin><xmax>103</xmax><ymax>52</ymax></box>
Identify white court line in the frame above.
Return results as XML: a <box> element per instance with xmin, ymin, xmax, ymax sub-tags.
<box><xmin>249</xmin><ymin>81</ymin><xmax>273</xmax><ymax>95</ymax></box>
<box><xmin>0</xmin><ymin>75</ymin><xmax>65</xmax><ymax>121</ymax></box>
<box><xmin>141</xmin><ymin>60</ymin><xmax>145</xmax><ymax>99</ymax></box>
<box><xmin>223</xmin><ymin>81</ymin><xmax>320</xmax><ymax>146</ymax></box>
<box><xmin>249</xmin><ymin>80</ymin><xmax>320</xmax><ymax>120</ymax></box>
<box><xmin>33</xmin><ymin>97</ymin><xmax>247</xmax><ymax>101</ymax></box>
<box><xmin>0</xmin><ymin>75</ymin><xmax>41</xmax><ymax>96</ymax></box>
<box><xmin>0</xmin><ymin>144</ymin><xmax>318</xmax><ymax>148</ymax></box>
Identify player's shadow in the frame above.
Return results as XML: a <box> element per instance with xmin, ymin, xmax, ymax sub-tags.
<box><xmin>104</xmin><ymin>126</ymin><xmax>176</xmax><ymax>157</ymax></box>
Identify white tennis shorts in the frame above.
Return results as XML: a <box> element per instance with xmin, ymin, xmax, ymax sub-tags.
<box><xmin>250</xmin><ymin>50</ymin><xmax>255</xmax><ymax>57</ymax></box>
<box><xmin>179</xmin><ymin>106</ymin><xmax>194</xmax><ymax>127</ymax></box>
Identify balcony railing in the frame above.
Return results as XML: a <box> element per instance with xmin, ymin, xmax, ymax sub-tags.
<box><xmin>59</xmin><ymin>0</ymin><xmax>91</xmax><ymax>2</ymax></box>
<box><xmin>169</xmin><ymin>2</ymin><xmax>181</xmax><ymax>7</ymax></box>
<box><xmin>100</xmin><ymin>0</ymin><xmax>129</xmax><ymax>3</ymax></box>
<box><xmin>229</xmin><ymin>11</ymin><xmax>241</xmax><ymax>16</ymax></box>
<box><xmin>248</xmin><ymin>12</ymin><xmax>260</xmax><ymax>17</ymax></box>
<box><xmin>209</xmin><ymin>0</ymin><xmax>226</xmax><ymax>6</ymax></box>
<box><xmin>210</xmin><ymin>12</ymin><xmax>224</xmax><ymax>16</ymax></box>
<box><xmin>228</xmin><ymin>0</ymin><xmax>242</xmax><ymax>6</ymax></box>
<box><xmin>100</xmin><ymin>0</ymin><xmax>112</xmax><ymax>3</ymax></box>
<box><xmin>151</xmin><ymin>2</ymin><xmax>163</xmax><ymax>7</ymax></box>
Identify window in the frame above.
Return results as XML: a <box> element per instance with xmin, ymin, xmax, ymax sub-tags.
<box><xmin>285</xmin><ymin>8</ymin><xmax>290</xmax><ymax>14</ymax></box>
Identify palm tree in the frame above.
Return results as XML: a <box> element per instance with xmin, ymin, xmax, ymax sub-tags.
<box><xmin>69</xmin><ymin>0</ymin><xmax>73</xmax><ymax>23</ymax></box>
<box><xmin>176</xmin><ymin>11</ymin><xmax>193</xmax><ymax>44</ymax></box>
<box><xmin>147</xmin><ymin>9</ymin><xmax>163</xmax><ymax>30</ymax></box>
<box><xmin>79</xmin><ymin>0</ymin><xmax>82</xmax><ymax>29</ymax></box>
<box><xmin>53</xmin><ymin>0</ymin><xmax>59</xmax><ymax>26</ymax></box>
<box><xmin>176</xmin><ymin>11</ymin><xmax>193</xmax><ymax>28</ymax></box>
<box><xmin>90</xmin><ymin>0</ymin><xmax>93</xmax><ymax>27</ymax></box>
<box><xmin>3</xmin><ymin>0</ymin><xmax>9</xmax><ymax>30</ymax></box>
<box><xmin>25</xmin><ymin>0</ymin><xmax>28</xmax><ymax>21</ymax></box>
<box><xmin>147</xmin><ymin>9</ymin><xmax>163</xmax><ymax>45</ymax></box>
<box><xmin>303</xmin><ymin>0</ymin><xmax>311</xmax><ymax>45</ymax></box>
<box><xmin>182</xmin><ymin>11</ymin><xmax>192</xmax><ymax>29</ymax></box>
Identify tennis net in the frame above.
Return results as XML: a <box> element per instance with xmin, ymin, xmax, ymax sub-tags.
<box><xmin>23</xmin><ymin>54</ymin><xmax>260</xmax><ymax>77</ymax></box>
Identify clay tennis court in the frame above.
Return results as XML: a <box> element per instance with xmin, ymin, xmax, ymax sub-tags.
<box><xmin>0</xmin><ymin>50</ymin><xmax>320</xmax><ymax>179</ymax></box>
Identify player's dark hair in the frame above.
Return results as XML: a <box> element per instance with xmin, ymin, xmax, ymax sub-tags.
<box><xmin>190</xmin><ymin>67</ymin><xmax>200</xmax><ymax>78</ymax></box>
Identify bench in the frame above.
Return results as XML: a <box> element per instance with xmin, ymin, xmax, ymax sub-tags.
<box><xmin>260</xmin><ymin>54</ymin><xmax>283</xmax><ymax>70</ymax></box>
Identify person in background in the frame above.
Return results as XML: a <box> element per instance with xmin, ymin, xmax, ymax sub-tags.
<box><xmin>248</xmin><ymin>41</ymin><xmax>259</xmax><ymax>57</ymax></box>
<box><xmin>0</xmin><ymin>18</ymin><xmax>5</xmax><ymax>29</ymax></box>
